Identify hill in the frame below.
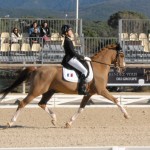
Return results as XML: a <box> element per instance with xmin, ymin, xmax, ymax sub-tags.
<box><xmin>0</xmin><ymin>0</ymin><xmax>149</xmax><ymax>20</ymax></box>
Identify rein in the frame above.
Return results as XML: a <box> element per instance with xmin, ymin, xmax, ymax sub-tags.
<box><xmin>91</xmin><ymin>60</ymin><xmax>111</xmax><ymax>66</ymax></box>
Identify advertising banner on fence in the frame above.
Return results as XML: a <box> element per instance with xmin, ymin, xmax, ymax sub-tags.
<box><xmin>108</xmin><ymin>67</ymin><xmax>150</xmax><ymax>86</ymax></box>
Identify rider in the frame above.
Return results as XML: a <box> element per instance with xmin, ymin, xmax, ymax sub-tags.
<box><xmin>61</xmin><ymin>24</ymin><xmax>91</xmax><ymax>95</ymax></box>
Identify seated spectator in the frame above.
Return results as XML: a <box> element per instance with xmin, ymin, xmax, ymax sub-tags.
<box><xmin>29</xmin><ymin>27</ymin><xmax>40</xmax><ymax>45</ymax></box>
<box><xmin>11</xmin><ymin>27</ymin><xmax>22</xmax><ymax>43</ymax></box>
<box><xmin>29</xmin><ymin>21</ymin><xmax>40</xmax><ymax>36</ymax></box>
<box><xmin>40</xmin><ymin>22</ymin><xmax>51</xmax><ymax>45</ymax></box>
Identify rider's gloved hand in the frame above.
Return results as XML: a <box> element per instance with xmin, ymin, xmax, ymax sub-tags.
<box><xmin>84</xmin><ymin>57</ymin><xmax>91</xmax><ymax>61</ymax></box>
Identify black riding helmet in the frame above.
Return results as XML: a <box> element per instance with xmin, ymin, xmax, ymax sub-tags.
<box><xmin>61</xmin><ymin>25</ymin><xmax>72</xmax><ymax>35</ymax></box>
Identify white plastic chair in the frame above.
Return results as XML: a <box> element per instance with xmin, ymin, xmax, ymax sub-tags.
<box><xmin>31</xmin><ymin>43</ymin><xmax>41</xmax><ymax>51</ymax></box>
<box><xmin>0</xmin><ymin>43</ymin><xmax>10</xmax><ymax>51</ymax></box>
<box><xmin>21</xmin><ymin>43</ymin><xmax>31</xmax><ymax>51</ymax></box>
<box><xmin>1</xmin><ymin>32</ymin><xmax>10</xmax><ymax>44</ymax></box>
<box><xmin>129</xmin><ymin>33</ymin><xmax>138</xmax><ymax>41</ymax></box>
<box><xmin>51</xmin><ymin>33</ymin><xmax>61</xmax><ymax>41</ymax></box>
<box><xmin>11</xmin><ymin>43</ymin><xmax>20</xmax><ymax>51</ymax></box>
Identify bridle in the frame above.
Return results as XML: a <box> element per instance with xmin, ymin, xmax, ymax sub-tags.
<box><xmin>114</xmin><ymin>49</ymin><xmax>121</xmax><ymax>67</ymax></box>
<box><xmin>114</xmin><ymin>43</ymin><xmax>125</xmax><ymax>69</ymax></box>
<box><xmin>91</xmin><ymin>44</ymin><xmax>124</xmax><ymax>69</ymax></box>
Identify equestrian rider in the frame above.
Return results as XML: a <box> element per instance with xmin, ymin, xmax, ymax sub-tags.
<box><xmin>61</xmin><ymin>24</ymin><xmax>91</xmax><ymax>95</ymax></box>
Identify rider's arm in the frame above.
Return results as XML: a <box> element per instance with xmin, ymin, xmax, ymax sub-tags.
<box><xmin>66</xmin><ymin>38</ymin><xmax>84</xmax><ymax>60</ymax></box>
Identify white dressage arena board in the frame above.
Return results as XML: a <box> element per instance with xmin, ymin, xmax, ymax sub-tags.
<box><xmin>0</xmin><ymin>93</ymin><xmax>150</xmax><ymax>108</ymax></box>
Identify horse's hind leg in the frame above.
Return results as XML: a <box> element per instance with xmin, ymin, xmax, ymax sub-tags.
<box><xmin>7</xmin><ymin>94</ymin><xmax>35</xmax><ymax>127</ymax></box>
<box><xmin>38</xmin><ymin>90</ymin><xmax>56</xmax><ymax>126</ymax></box>
<box><xmin>100</xmin><ymin>89</ymin><xmax>129</xmax><ymax>119</ymax></box>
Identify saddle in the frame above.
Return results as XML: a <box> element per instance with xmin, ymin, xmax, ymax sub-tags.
<box><xmin>62</xmin><ymin>60</ymin><xmax>93</xmax><ymax>83</ymax></box>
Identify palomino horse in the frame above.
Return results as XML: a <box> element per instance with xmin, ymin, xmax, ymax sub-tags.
<box><xmin>0</xmin><ymin>43</ymin><xmax>129</xmax><ymax>128</ymax></box>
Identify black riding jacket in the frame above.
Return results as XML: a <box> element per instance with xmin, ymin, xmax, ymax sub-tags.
<box><xmin>61</xmin><ymin>36</ymin><xmax>84</xmax><ymax>67</ymax></box>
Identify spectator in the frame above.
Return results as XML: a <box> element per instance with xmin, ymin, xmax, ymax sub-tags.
<box><xmin>40</xmin><ymin>22</ymin><xmax>51</xmax><ymax>45</ymax></box>
<box><xmin>29</xmin><ymin>21</ymin><xmax>40</xmax><ymax>36</ymax></box>
<box><xmin>40</xmin><ymin>22</ymin><xmax>50</xmax><ymax>37</ymax></box>
<box><xmin>29</xmin><ymin>27</ymin><xmax>40</xmax><ymax>45</ymax></box>
<box><xmin>11</xmin><ymin>27</ymin><xmax>22</xmax><ymax>43</ymax></box>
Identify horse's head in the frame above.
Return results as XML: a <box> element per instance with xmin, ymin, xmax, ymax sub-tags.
<box><xmin>114</xmin><ymin>43</ymin><xmax>126</xmax><ymax>73</ymax></box>
<box><xmin>91</xmin><ymin>43</ymin><xmax>126</xmax><ymax>73</ymax></box>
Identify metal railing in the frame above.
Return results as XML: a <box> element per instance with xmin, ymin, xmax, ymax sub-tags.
<box><xmin>0</xmin><ymin>18</ymin><xmax>83</xmax><ymax>36</ymax></box>
<box><xmin>1</xmin><ymin>18</ymin><xmax>150</xmax><ymax>65</ymax></box>
<box><xmin>83</xmin><ymin>37</ymin><xmax>118</xmax><ymax>57</ymax></box>
<box><xmin>119</xmin><ymin>19</ymin><xmax>150</xmax><ymax>34</ymax></box>
<box><xmin>1</xmin><ymin>36</ymin><xmax>150</xmax><ymax>64</ymax></box>
<box><xmin>0</xmin><ymin>36</ymin><xmax>118</xmax><ymax>64</ymax></box>
<box><xmin>0</xmin><ymin>18</ymin><xmax>83</xmax><ymax>64</ymax></box>
<box><xmin>0</xmin><ymin>36</ymin><xmax>84</xmax><ymax>64</ymax></box>
<box><xmin>118</xmin><ymin>19</ymin><xmax>150</xmax><ymax>63</ymax></box>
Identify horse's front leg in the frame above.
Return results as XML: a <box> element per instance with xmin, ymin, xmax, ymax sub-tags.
<box><xmin>66</xmin><ymin>94</ymin><xmax>92</xmax><ymax>128</ymax></box>
<box><xmin>99</xmin><ymin>88</ymin><xmax>129</xmax><ymax>119</ymax></box>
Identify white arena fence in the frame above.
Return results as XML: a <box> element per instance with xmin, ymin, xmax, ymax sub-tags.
<box><xmin>1</xmin><ymin>93</ymin><xmax>150</xmax><ymax>108</ymax></box>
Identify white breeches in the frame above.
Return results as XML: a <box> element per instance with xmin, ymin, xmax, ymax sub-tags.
<box><xmin>68</xmin><ymin>57</ymin><xmax>88</xmax><ymax>76</ymax></box>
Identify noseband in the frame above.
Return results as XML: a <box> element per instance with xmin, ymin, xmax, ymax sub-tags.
<box><xmin>114</xmin><ymin>43</ymin><xmax>124</xmax><ymax>68</ymax></box>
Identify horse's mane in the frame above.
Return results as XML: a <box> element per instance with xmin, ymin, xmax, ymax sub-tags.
<box><xmin>91</xmin><ymin>44</ymin><xmax>117</xmax><ymax>59</ymax></box>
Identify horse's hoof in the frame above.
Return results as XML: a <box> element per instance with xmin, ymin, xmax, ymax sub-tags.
<box><xmin>65</xmin><ymin>122</ymin><xmax>71</xmax><ymax>128</ymax></box>
<box><xmin>51</xmin><ymin>120</ymin><xmax>56</xmax><ymax>126</ymax></box>
<box><xmin>124</xmin><ymin>114</ymin><xmax>130</xmax><ymax>119</ymax></box>
<box><xmin>3</xmin><ymin>122</ymin><xmax>11</xmax><ymax>129</ymax></box>
<box><xmin>7</xmin><ymin>122</ymin><xmax>14</xmax><ymax>127</ymax></box>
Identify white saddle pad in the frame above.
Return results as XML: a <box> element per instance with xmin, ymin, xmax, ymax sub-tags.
<box><xmin>63</xmin><ymin>61</ymin><xmax>93</xmax><ymax>83</ymax></box>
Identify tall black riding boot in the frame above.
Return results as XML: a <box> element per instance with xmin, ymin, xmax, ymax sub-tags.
<box><xmin>78</xmin><ymin>74</ymin><xmax>89</xmax><ymax>96</ymax></box>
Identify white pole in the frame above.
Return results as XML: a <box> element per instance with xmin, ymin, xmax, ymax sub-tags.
<box><xmin>76</xmin><ymin>0</ymin><xmax>79</xmax><ymax>34</ymax></box>
<box><xmin>22</xmin><ymin>82</ymin><xmax>25</xmax><ymax>94</ymax></box>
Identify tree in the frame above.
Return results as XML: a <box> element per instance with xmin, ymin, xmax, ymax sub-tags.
<box><xmin>107</xmin><ymin>11</ymin><xmax>147</xmax><ymax>29</ymax></box>
<box><xmin>83</xmin><ymin>20</ymin><xmax>113</xmax><ymax>37</ymax></box>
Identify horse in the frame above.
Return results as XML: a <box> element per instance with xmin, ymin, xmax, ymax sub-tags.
<box><xmin>0</xmin><ymin>43</ymin><xmax>129</xmax><ymax>128</ymax></box>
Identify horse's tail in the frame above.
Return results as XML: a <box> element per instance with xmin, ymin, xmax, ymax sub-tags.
<box><xmin>0</xmin><ymin>66</ymin><xmax>37</xmax><ymax>100</ymax></box>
